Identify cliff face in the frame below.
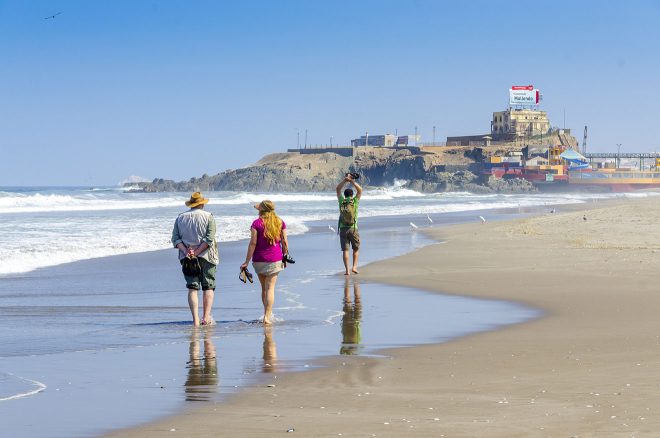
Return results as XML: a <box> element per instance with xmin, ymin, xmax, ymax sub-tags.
<box><xmin>135</xmin><ymin>139</ymin><xmax>578</xmax><ymax>193</ymax></box>
<box><xmin>144</xmin><ymin>152</ymin><xmax>355</xmax><ymax>193</ymax></box>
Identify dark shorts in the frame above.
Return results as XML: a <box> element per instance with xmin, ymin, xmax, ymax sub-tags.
<box><xmin>181</xmin><ymin>257</ymin><xmax>217</xmax><ymax>290</ymax></box>
<box><xmin>339</xmin><ymin>227</ymin><xmax>360</xmax><ymax>251</ymax></box>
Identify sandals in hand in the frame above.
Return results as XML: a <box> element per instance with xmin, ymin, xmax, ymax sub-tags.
<box><xmin>239</xmin><ymin>267</ymin><xmax>254</xmax><ymax>284</ymax></box>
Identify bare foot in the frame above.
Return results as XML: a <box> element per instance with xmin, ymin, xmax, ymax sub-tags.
<box><xmin>201</xmin><ymin>317</ymin><xmax>216</xmax><ymax>326</ymax></box>
<box><xmin>263</xmin><ymin>313</ymin><xmax>273</xmax><ymax>325</ymax></box>
<box><xmin>344</xmin><ymin>271</ymin><xmax>350</xmax><ymax>276</ymax></box>
<box><xmin>351</xmin><ymin>268</ymin><xmax>359</xmax><ymax>274</ymax></box>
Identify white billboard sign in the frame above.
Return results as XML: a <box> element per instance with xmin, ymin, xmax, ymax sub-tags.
<box><xmin>509</xmin><ymin>86</ymin><xmax>540</xmax><ymax>105</ymax></box>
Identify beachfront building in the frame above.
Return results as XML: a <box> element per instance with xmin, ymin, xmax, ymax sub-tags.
<box><xmin>491</xmin><ymin>109</ymin><xmax>551</xmax><ymax>141</ymax></box>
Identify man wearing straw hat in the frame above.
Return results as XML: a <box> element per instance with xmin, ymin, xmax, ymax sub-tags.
<box><xmin>172</xmin><ymin>192</ymin><xmax>219</xmax><ymax>326</ymax></box>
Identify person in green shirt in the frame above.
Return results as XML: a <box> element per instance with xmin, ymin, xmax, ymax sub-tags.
<box><xmin>336</xmin><ymin>174</ymin><xmax>363</xmax><ymax>275</ymax></box>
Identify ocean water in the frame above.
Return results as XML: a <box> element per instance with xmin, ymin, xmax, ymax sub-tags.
<box><xmin>0</xmin><ymin>184</ymin><xmax>648</xmax><ymax>276</ymax></box>
<box><xmin>0</xmin><ymin>185</ymin><xmax>656</xmax><ymax>437</ymax></box>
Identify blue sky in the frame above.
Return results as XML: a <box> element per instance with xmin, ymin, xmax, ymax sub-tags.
<box><xmin>1</xmin><ymin>0</ymin><xmax>659</xmax><ymax>186</ymax></box>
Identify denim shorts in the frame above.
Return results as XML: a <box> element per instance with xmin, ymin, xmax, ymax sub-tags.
<box><xmin>181</xmin><ymin>257</ymin><xmax>217</xmax><ymax>290</ymax></box>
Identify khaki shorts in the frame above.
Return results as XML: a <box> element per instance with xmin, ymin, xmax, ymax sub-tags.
<box><xmin>253</xmin><ymin>261</ymin><xmax>284</xmax><ymax>276</ymax></box>
<box><xmin>182</xmin><ymin>257</ymin><xmax>217</xmax><ymax>290</ymax></box>
<box><xmin>339</xmin><ymin>227</ymin><xmax>360</xmax><ymax>251</ymax></box>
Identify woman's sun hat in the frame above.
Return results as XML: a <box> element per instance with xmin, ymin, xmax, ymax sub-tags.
<box><xmin>254</xmin><ymin>200</ymin><xmax>275</xmax><ymax>212</ymax></box>
<box><xmin>185</xmin><ymin>192</ymin><xmax>209</xmax><ymax>208</ymax></box>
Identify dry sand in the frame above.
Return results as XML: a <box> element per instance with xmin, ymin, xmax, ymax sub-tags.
<box><xmin>107</xmin><ymin>196</ymin><xmax>660</xmax><ymax>437</ymax></box>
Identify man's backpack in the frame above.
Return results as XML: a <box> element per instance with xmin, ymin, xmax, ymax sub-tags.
<box><xmin>339</xmin><ymin>198</ymin><xmax>357</xmax><ymax>227</ymax></box>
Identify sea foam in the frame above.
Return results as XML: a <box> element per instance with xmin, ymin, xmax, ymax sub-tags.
<box><xmin>1</xmin><ymin>187</ymin><xmax>653</xmax><ymax>276</ymax></box>
<box><xmin>0</xmin><ymin>373</ymin><xmax>47</xmax><ymax>402</ymax></box>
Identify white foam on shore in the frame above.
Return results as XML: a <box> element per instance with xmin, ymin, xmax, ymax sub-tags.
<box><xmin>0</xmin><ymin>214</ymin><xmax>310</xmax><ymax>276</ymax></box>
<box><xmin>0</xmin><ymin>186</ymin><xmax>425</xmax><ymax>214</ymax></box>
<box><xmin>324</xmin><ymin>310</ymin><xmax>344</xmax><ymax>325</ymax></box>
<box><xmin>1</xmin><ymin>189</ymin><xmax>656</xmax><ymax>276</ymax></box>
<box><xmin>0</xmin><ymin>192</ymin><xmax>185</xmax><ymax>214</ymax></box>
<box><xmin>0</xmin><ymin>373</ymin><xmax>47</xmax><ymax>402</ymax></box>
<box><xmin>279</xmin><ymin>289</ymin><xmax>306</xmax><ymax>311</ymax></box>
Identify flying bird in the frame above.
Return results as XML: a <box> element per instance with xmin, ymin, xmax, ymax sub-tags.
<box><xmin>427</xmin><ymin>214</ymin><xmax>433</xmax><ymax>223</ymax></box>
<box><xmin>479</xmin><ymin>215</ymin><xmax>486</xmax><ymax>223</ymax></box>
<box><xmin>409</xmin><ymin>222</ymin><xmax>418</xmax><ymax>230</ymax></box>
<box><xmin>328</xmin><ymin>225</ymin><xmax>336</xmax><ymax>233</ymax></box>
<box><xmin>44</xmin><ymin>12</ymin><xmax>62</xmax><ymax>19</ymax></box>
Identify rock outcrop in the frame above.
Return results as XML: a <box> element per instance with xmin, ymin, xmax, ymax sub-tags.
<box><xmin>132</xmin><ymin>132</ymin><xmax>577</xmax><ymax>194</ymax></box>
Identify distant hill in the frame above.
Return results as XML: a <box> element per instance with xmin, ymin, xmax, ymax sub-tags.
<box><xmin>132</xmin><ymin>131</ymin><xmax>577</xmax><ymax>194</ymax></box>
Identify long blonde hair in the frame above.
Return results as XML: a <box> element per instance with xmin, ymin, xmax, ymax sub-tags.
<box><xmin>258</xmin><ymin>200</ymin><xmax>282</xmax><ymax>245</ymax></box>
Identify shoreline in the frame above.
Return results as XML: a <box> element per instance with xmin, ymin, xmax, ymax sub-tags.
<box><xmin>4</xmin><ymin>204</ymin><xmax>542</xmax><ymax>438</ymax></box>
<box><xmin>104</xmin><ymin>195</ymin><xmax>660</xmax><ymax>437</ymax></box>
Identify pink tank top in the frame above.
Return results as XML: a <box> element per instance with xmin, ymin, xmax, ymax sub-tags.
<box><xmin>251</xmin><ymin>218</ymin><xmax>286</xmax><ymax>263</ymax></box>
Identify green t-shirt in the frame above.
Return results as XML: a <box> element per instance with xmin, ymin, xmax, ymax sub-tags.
<box><xmin>338</xmin><ymin>196</ymin><xmax>359</xmax><ymax>229</ymax></box>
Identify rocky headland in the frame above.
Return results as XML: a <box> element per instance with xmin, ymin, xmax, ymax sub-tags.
<box><xmin>132</xmin><ymin>132</ymin><xmax>577</xmax><ymax>194</ymax></box>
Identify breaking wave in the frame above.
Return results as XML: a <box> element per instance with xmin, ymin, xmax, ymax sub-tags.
<box><xmin>1</xmin><ymin>187</ymin><xmax>655</xmax><ymax>275</ymax></box>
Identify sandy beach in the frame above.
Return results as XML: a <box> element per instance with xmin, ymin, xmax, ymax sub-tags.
<box><xmin>104</xmin><ymin>196</ymin><xmax>660</xmax><ymax>437</ymax></box>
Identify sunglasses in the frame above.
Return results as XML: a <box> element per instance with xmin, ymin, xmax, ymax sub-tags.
<box><xmin>239</xmin><ymin>267</ymin><xmax>254</xmax><ymax>284</ymax></box>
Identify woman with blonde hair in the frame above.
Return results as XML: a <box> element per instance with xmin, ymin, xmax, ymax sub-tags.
<box><xmin>241</xmin><ymin>200</ymin><xmax>289</xmax><ymax>324</ymax></box>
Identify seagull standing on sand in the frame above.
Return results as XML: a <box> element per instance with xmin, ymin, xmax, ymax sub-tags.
<box><xmin>328</xmin><ymin>225</ymin><xmax>336</xmax><ymax>233</ymax></box>
<box><xmin>479</xmin><ymin>215</ymin><xmax>486</xmax><ymax>223</ymax></box>
<box><xmin>410</xmin><ymin>222</ymin><xmax>418</xmax><ymax>231</ymax></box>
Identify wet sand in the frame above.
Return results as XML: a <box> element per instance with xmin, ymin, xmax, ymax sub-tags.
<box><xmin>106</xmin><ymin>196</ymin><xmax>660</xmax><ymax>437</ymax></box>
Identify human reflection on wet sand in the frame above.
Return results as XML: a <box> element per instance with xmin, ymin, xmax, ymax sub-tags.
<box><xmin>184</xmin><ymin>327</ymin><xmax>219</xmax><ymax>402</ymax></box>
<box><xmin>340</xmin><ymin>277</ymin><xmax>362</xmax><ymax>355</ymax></box>
<box><xmin>262</xmin><ymin>326</ymin><xmax>278</xmax><ymax>373</ymax></box>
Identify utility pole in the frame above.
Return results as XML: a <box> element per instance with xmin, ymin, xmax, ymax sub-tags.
<box><xmin>304</xmin><ymin>129</ymin><xmax>308</xmax><ymax>148</ymax></box>
<box><xmin>330</xmin><ymin>136</ymin><xmax>333</xmax><ymax>147</ymax></box>
<box><xmin>297</xmin><ymin>131</ymin><xmax>300</xmax><ymax>149</ymax></box>
<box><xmin>582</xmin><ymin>126</ymin><xmax>588</xmax><ymax>154</ymax></box>
<box><xmin>365</xmin><ymin>131</ymin><xmax>368</xmax><ymax>147</ymax></box>
<box><xmin>432</xmin><ymin>125</ymin><xmax>436</xmax><ymax>144</ymax></box>
<box><xmin>616</xmin><ymin>143</ymin><xmax>622</xmax><ymax>168</ymax></box>
<box><xmin>414</xmin><ymin>126</ymin><xmax>418</xmax><ymax>146</ymax></box>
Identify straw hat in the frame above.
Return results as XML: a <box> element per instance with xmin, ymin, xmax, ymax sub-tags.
<box><xmin>254</xmin><ymin>200</ymin><xmax>275</xmax><ymax>213</ymax></box>
<box><xmin>185</xmin><ymin>192</ymin><xmax>209</xmax><ymax>208</ymax></box>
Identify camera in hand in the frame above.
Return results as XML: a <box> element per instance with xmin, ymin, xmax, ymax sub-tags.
<box><xmin>282</xmin><ymin>253</ymin><xmax>295</xmax><ymax>265</ymax></box>
<box><xmin>345</xmin><ymin>172</ymin><xmax>360</xmax><ymax>180</ymax></box>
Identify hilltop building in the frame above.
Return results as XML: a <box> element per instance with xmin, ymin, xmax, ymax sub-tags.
<box><xmin>395</xmin><ymin>135</ymin><xmax>420</xmax><ymax>146</ymax></box>
<box><xmin>351</xmin><ymin>134</ymin><xmax>397</xmax><ymax>147</ymax></box>
<box><xmin>447</xmin><ymin>85</ymin><xmax>556</xmax><ymax>145</ymax></box>
<box><xmin>350</xmin><ymin>134</ymin><xmax>420</xmax><ymax>147</ymax></box>
<box><xmin>491</xmin><ymin>108</ymin><xmax>551</xmax><ymax>141</ymax></box>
